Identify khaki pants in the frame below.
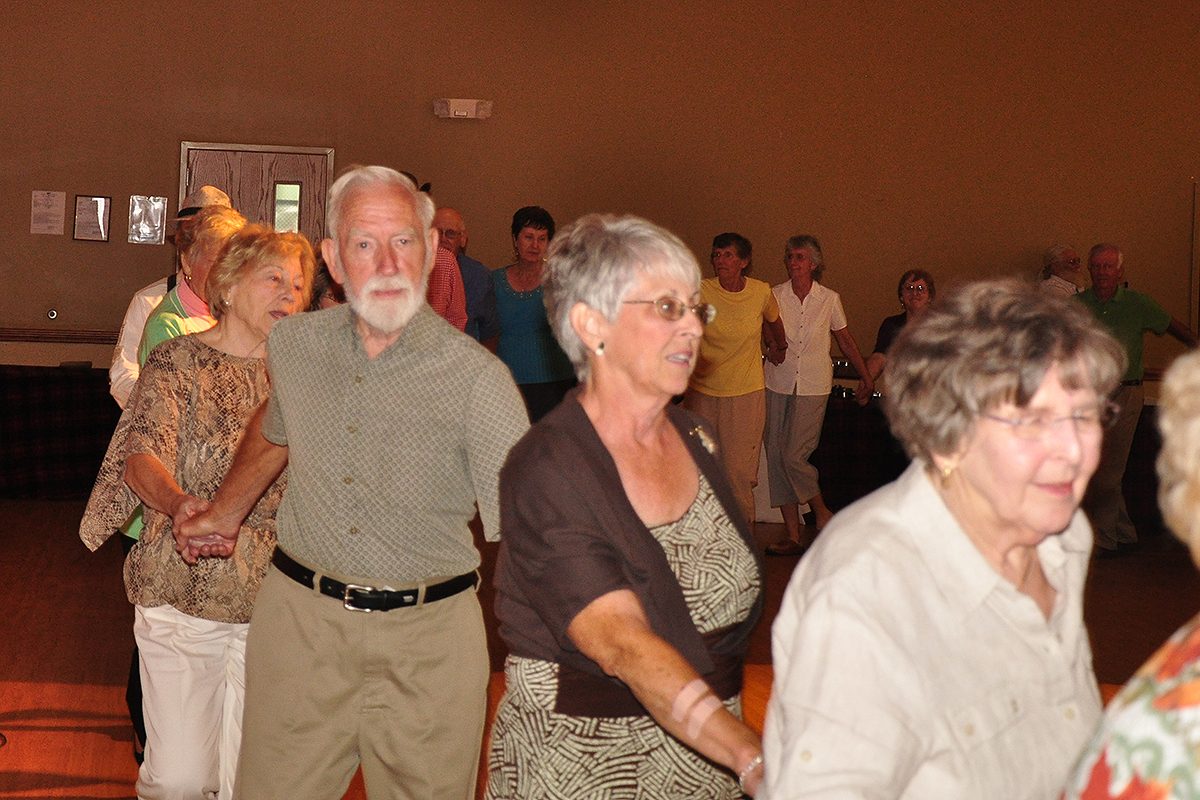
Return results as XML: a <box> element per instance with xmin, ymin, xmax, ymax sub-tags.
<box><xmin>235</xmin><ymin>566</ymin><xmax>490</xmax><ymax>800</ymax></box>
<box><xmin>682</xmin><ymin>388</ymin><xmax>766</xmax><ymax>523</ymax></box>
<box><xmin>763</xmin><ymin>390</ymin><xmax>828</xmax><ymax>507</ymax></box>
<box><xmin>1084</xmin><ymin>383</ymin><xmax>1142</xmax><ymax>550</ymax></box>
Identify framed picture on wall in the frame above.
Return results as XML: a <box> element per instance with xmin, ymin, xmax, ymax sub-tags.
<box><xmin>73</xmin><ymin>195</ymin><xmax>111</xmax><ymax>242</ymax></box>
<box><xmin>128</xmin><ymin>195</ymin><xmax>167</xmax><ymax>244</ymax></box>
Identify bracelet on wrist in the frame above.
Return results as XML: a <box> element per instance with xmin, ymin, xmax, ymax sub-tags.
<box><xmin>738</xmin><ymin>753</ymin><xmax>764</xmax><ymax>794</ymax></box>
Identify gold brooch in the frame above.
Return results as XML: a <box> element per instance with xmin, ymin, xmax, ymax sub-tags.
<box><xmin>690</xmin><ymin>426</ymin><xmax>717</xmax><ymax>455</ymax></box>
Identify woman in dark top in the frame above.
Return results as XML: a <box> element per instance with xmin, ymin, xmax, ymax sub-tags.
<box><xmin>488</xmin><ymin>214</ymin><xmax>766</xmax><ymax>799</ymax></box>
<box><xmin>860</xmin><ymin>268</ymin><xmax>936</xmax><ymax>392</ymax></box>
<box><xmin>493</xmin><ymin>205</ymin><xmax>576</xmax><ymax>422</ymax></box>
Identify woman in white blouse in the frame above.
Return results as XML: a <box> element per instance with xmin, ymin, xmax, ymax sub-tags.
<box><xmin>761</xmin><ymin>279</ymin><xmax>1124</xmax><ymax>799</ymax></box>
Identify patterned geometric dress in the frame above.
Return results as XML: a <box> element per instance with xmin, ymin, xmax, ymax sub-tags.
<box><xmin>487</xmin><ymin>474</ymin><xmax>761</xmax><ymax>800</ymax></box>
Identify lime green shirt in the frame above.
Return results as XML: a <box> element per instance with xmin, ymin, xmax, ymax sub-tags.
<box><xmin>1076</xmin><ymin>286</ymin><xmax>1170</xmax><ymax>381</ymax></box>
<box><xmin>137</xmin><ymin>288</ymin><xmax>216</xmax><ymax>365</ymax></box>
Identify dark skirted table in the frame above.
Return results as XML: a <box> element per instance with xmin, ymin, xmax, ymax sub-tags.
<box><xmin>0</xmin><ymin>364</ymin><xmax>121</xmax><ymax>500</ymax></box>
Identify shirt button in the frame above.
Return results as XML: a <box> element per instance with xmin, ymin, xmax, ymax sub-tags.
<box><xmin>800</xmin><ymin>750</ymin><xmax>812</xmax><ymax>762</ymax></box>
<box><xmin>1064</xmin><ymin>707</ymin><xmax>1076</xmax><ymax>721</ymax></box>
<box><xmin>349</xmin><ymin>527</ymin><xmax>359</xmax><ymax>535</ymax></box>
<box><xmin>963</xmin><ymin>723</ymin><xmax>975</xmax><ymax>736</ymax></box>
<box><xmin>347</xmin><ymin>425</ymin><xmax>357</xmax><ymax>433</ymax></box>
<box><xmin>343</xmin><ymin>477</ymin><xmax>353</xmax><ymax>484</ymax></box>
<box><xmin>355</xmin><ymin>375</ymin><xmax>363</xmax><ymax>383</ymax></box>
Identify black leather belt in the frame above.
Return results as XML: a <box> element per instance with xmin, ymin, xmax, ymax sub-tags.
<box><xmin>272</xmin><ymin>548</ymin><xmax>478</xmax><ymax>612</ymax></box>
<box><xmin>1120</xmin><ymin>379</ymin><xmax>1143</xmax><ymax>387</ymax></box>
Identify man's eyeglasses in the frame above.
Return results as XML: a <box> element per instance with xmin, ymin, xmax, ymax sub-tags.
<box><xmin>624</xmin><ymin>297</ymin><xmax>716</xmax><ymax>325</ymax></box>
<box><xmin>438</xmin><ymin>228</ymin><xmax>463</xmax><ymax>241</ymax></box>
<box><xmin>982</xmin><ymin>401</ymin><xmax>1120</xmax><ymax>442</ymax></box>
<box><xmin>902</xmin><ymin>284</ymin><xmax>928</xmax><ymax>294</ymax></box>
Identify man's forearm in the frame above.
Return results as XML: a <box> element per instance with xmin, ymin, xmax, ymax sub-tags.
<box><xmin>208</xmin><ymin>401</ymin><xmax>288</xmax><ymax>530</ymax></box>
<box><xmin>1168</xmin><ymin>317</ymin><xmax>1199</xmax><ymax>348</ymax></box>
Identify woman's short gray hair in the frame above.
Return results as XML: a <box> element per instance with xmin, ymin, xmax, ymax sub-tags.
<box><xmin>785</xmin><ymin>235</ymin><xmax>824</xmax><ymax>281</ymax></box>
<box><xmin>1157</xmin><ymin>351</ymin><xmax>1200</xmax><ymax>566</ymax></box>
<box><xmin>543</xmin><ymin>214</ymin><xmax>701</xmax><ymax>379</ymax></box>
<box><xmin>884</xmin><ymin>278</ymin><xmax>1126</xmax><ymax>462</ymax></box>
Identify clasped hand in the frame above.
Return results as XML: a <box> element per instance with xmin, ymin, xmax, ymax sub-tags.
<box><xmin>172</xmin><ymin>496</ymin><xmax>238</xmax><ymax>564</ymax></box>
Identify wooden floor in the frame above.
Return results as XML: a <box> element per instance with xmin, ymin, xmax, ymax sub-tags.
<box><xmin>1</xmin><ymin>498</ymin><xmax>1197</xmax><ymax>797</ymax></box>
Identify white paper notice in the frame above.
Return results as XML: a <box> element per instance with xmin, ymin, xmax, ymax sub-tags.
<box><xmin>31</xmin><ymin>191</ymin><xmax>66</xmax><ymax>235</ymax></box>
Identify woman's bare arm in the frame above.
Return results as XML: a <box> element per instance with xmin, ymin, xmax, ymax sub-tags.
<box><xmin>567</xmin><ymin>589</ymin><xmax>764</xmax><ymax>795</ymax></box>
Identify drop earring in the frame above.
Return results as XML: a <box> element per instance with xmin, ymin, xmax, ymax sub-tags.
<box><xmin>940</xmin><ymin>464</ymin><xmax>954</xmax><ymax>488</ymax></box>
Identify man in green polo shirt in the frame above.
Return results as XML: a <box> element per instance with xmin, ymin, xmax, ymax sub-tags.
<box><xmin>1076</xmin><ymin>243</ymin><xmax>1197</xmax><ymax>554</ymax></box>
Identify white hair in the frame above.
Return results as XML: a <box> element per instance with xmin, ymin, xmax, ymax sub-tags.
<box><xmin>326</xmin><ymin>165</ymin><xmax>436</xmax><ymax>245</ymax></box>
<box><xmin>543</xmin><ymin>214</ymin><xmax>701</xmax><ymax>379</ymax></box>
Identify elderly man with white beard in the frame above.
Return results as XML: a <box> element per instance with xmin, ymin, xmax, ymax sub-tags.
<box><xmin>175</xmin><ymin>165</ymin><xmax>529</xmax><ymax>800</ymax></box>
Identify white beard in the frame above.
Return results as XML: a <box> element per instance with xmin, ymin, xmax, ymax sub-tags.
<box><xmin>346</xmin><ymin>273</ymin><xmax>428</xmax><ymax>334</ymax></box>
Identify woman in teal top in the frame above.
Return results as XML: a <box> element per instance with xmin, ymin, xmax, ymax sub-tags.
<box><xmin>494</xmin><ymin>206</ymin><xmax>575</xmax><ymax>422</ymax></box>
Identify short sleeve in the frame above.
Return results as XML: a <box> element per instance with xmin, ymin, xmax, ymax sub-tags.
<box><xmin>478</xmin><ymin>279</ymin><xmax>500</xmax><ymax>341</ymax></box>
<box><xmin>80</xmin><ymin>344</ymin><xmax>189</xmax><ymax>551</ymax></box>
<box><xmin>261</xmin><ymin>340</ymin><xmax>288</xmax><ymax>446</ymax></box>
<box><xmin>261</xmin><ymin>389</ymin><xmax>287</xmax><ymax>446</ymax></box>
<box><xmin>830</xmin><ymin>293</ymin><xmax>848</xmax><ymax>332</ymax></box>
<box><xmin>763</xmin><ymin>286</ymin><xmax>782</xmax><ymax>323</ymax></box>
<box><xmin>110</xmin><ymin>292</ymin><xmax>158</xmax><ymax>409</ymax></box>
<box><xmin>426</xmin><ymin>253</ymin><xmax>454</xmax><ymax>317</ymax></box>
<box><xmin>122</xmin><ymin>347</ymin><xmax>187</xmax><ymax>467</ymax></box>
<box><xmin>872</xmin><ymin>321</ymin><xmax>889</xmax><ymax>355</ymax></box>
<box><xmin>465</xmin><ymin>360</ymin><xmax>529</xmax><ymax>540</ymax></box>
<box><xmin>1143</xmin><ymin>295</ymin><xmax>1172</xmax><ymax>336</ymax></box>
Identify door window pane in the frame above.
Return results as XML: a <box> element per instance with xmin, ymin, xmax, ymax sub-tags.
<box><xmin>274</xmin><ymin>183</ymin><xmax>301</xmax><ymax>233</ymax></box>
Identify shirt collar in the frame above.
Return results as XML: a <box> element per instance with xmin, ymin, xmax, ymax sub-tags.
<box><xmin>176</xmin><ymin>276</ymin><xmax>211</xmax><ymax>319</ymax></box>
<box><xmin>899</xmin><ymin>460</ymin><xmax>1089</xmax><ymax>617</ymax></box>
<box><xmin>1090</xmin><ymin>284</ymin><xmax>1126</xmax><ymax>304</ymax></box>
<box><xmin>342</xmin><ymin>304</ymin><xmax>442</xmax><ymax>360</ymax></box>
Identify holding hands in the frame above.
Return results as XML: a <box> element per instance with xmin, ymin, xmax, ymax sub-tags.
<box><xmin>173</xmin><ymin>501</ymin><xmax>239</xmax><ymax>564</ymax></box>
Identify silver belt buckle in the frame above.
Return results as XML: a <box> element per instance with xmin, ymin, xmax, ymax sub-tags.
<box><xmin>343</xmin><ymin>583</ymin><xmax>375</xmax><ymax>612</ymax></box>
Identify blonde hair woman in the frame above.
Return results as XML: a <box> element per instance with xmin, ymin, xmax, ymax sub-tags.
<box><xmin>81</xmin><ymin>225</ymin><xmax>313</xmax><ymax>800</ymax></box>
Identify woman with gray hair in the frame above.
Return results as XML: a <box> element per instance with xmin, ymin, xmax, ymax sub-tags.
<box><xmin>1062</xmin><ymin>349</ymin><xmax>1200</xmax><ymax>799</ymax></box>
<box><xmin>1040</xmin><ymin>243</ymin><xmax>1083</xmax><ymax>297</ymax></box>
<box><xmin>761</xmin><ymin>279</ymin><xmax>1125</xmax><ymax>799</ymax></box>
<box><xmin>489</xmin><ymin>214</ymin><xmax>767</xmax><ymax>798</ymax></box>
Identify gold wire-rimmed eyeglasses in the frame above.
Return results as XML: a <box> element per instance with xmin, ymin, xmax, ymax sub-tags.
<box><xmin>623</xmin><ymin>297</ymin><xmax>716</xmax><ymax>325</ymax></box>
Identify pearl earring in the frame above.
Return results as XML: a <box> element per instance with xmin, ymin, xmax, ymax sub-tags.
<box><xmin>595</xmin><ymin>342</ymin><xmax>605</xmax><ymax>356</ymax></box>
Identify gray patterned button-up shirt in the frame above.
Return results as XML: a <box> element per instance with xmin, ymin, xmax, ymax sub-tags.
<box><xmin>263</xmin><ymin>304</ymin><xmax>529</xmax><ymax>583</ymax></box>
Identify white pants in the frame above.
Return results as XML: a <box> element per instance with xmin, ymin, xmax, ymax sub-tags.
<box><xmin>134</xmin><ymin>604</ymin><xmax>249</xmax><ymax>800</ymax></box>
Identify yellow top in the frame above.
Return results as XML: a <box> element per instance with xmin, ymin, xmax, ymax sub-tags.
<box><xmin>689</xmin><ymin>276</ymin><xmax>780</xmax><ymax>397</ymax></box>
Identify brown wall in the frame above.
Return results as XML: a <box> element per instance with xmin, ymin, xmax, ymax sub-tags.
<box><xmin>4</xmin><ymin>0</ymin><xmax>1198</xmax><ymax>367</ymax></box>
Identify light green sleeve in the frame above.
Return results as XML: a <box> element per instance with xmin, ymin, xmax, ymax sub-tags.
<box><xmin>138</xmin><ymin>310</ymin><xmax>187</xmax><ymax>366</ymax></box>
